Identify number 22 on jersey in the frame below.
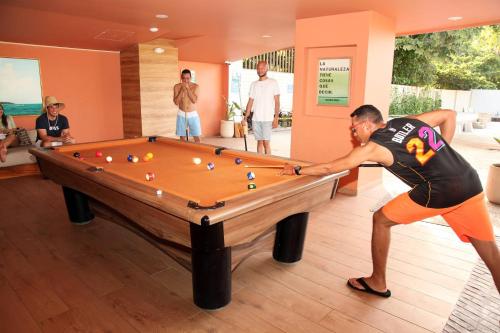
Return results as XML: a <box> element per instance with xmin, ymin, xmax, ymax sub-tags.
<box><xmin>406</xmin><ymin>126</ymin><xmax>445</xmax><ymax>165</ymax></box>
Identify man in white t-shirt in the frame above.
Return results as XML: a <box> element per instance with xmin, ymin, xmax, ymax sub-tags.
<box><xmin>242</xmin><ymin>61</ymin><xmax>280</xmax><ymax>154</ymax></box>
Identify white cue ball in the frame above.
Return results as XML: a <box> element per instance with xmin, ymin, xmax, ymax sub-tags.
<box><xmin>193</xmin><ymin>157</ymin><xmax>202</xmax><ymax>165</ymax></box>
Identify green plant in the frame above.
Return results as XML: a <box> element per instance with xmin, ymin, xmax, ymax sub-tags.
<box><xmin>222</xmin><ymin>96</ymin><xmax>243</xmax><ymax>121</ymax></box>
<box><xmin>389</xmin><ymin>89</ymin><xmax>442</xmax><ymax>116</ymax></box>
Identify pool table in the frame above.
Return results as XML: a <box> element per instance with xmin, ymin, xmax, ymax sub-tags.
<box><xmin>30</xmin><ymin>137</ymin><xmax>348</xmax><ymax>309</ymax></box>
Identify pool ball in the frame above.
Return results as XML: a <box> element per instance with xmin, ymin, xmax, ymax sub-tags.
<box><xmin>156</xmin><ymin>189</ymin><xmax>163</xmax><ymax>196</ymax></box>
<box><xmin>207</xmin><ymin>162</ymin><xmax>215</xmax><ymax>170</ymax></box>
<box><xmin>105</xmin><ymin>156</ymin><xmax>113</xmax><ymax>163</ymax></box>
<box><xmin>145</xmin><ymin>172</ymin><xmax>155</xmax><ymax>181</ymax></box>
<box><xmin>127</xmin><ymin>154</ymin><xmax>133</xmax><ymax>162</ymax></box>
<box><xmin>248</xmin><ymin>183</ymin><xmax>257</xmax><ymax>190</ymax></box>
<box><xmin>95</xmin><ymin>151</ymin><xmax>103</xmax><ymax>157</ymax></box>
<box><xmin>143</xmin><ymin>155</ymin><xmax>150</xmax><ymax>162</ymax></box>
<box><xmin>132</xmin><ymin>156</ymin><xmax>139</xmax><ymax>163</ymax></box>
<box><xmin>73</xmin><ymin>152</ymin><xmax>80</xmax><ymax>158</ymax></box>
<box><xmin>235</xmin><ymin>158</ymin><xmax>242</xmax><ymax>165</ymax></box>
<box><xmin>247</xmin><ymin>171</ymin><xmax>256</xmax><ymax>180</ymax></box>
<box><xmin>193</xmin><ymin>157</ymin><xmax>202</xmax><ymax>165</ymax></box>
<box><xmin>146</xmin><ymin>152</ymin><xmax>154</xmax><ymax>159</ymax></box>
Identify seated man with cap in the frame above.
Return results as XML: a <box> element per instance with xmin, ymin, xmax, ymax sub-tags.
<box><xmin>36</xmin><ymin>96</ymin><xmax>76</xmax><ymax>147</ymax></box>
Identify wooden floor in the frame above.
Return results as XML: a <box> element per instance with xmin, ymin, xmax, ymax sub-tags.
<box><xmin>0</xmin><ymin>175</ymin><xmax>479</xmax><ymax>333</ymax></box>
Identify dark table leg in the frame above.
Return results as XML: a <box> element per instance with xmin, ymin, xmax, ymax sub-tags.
<box><xmin>62</xmin><ymin>186</ymin><xmax>95</xmax><ymax>224</ymax></box>
<box><xmin>190</xmin><ymin>221</ymin><xmax>231</xmax><ymax>309</ymax></box>
<box><xmin>273</xmin><ymin>212</ymin><xmax>309</xmax><ymax>263</ymax></box>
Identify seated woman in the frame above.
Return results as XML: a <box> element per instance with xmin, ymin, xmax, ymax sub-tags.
<box><xmin>35</xmin><ymin>96</ymin><xmax>76</xmax><ymax>147</ymax></box>
<box><xmin>0</xmin><ymin>103</ymin><xmax>19</xmax><ymax>163</ymax></box>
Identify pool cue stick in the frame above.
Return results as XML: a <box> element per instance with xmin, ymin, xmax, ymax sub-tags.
<box><xmin>359</xmin><ymin>163</ymin><xmax>383</xmax><ymax>167</ymax></box>
<box><xmin>184</xmin><ymin>110</ymin><xmax>189</xmax><ymax>142</ymax></box>
<box><xmin>244</xmin><ymin>165</ymin><xmax>284</xmax><ymax>168</ymax></box>
<box><xmin>243</xmin><ymin>163</ymin><xmax>382</xmax><ymax>169</ymax></box>
<box><xmin>242</xmin><ymin>123</ymin><xmax>248</xmax><ymax>151</ymax></box>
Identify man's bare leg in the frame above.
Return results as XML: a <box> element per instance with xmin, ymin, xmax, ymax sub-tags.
<box><xmin>263</xmin><ymin>140</ymin><xmax>271</xmax><ymax>155</ymax></box>
<box><xmin>348</xmin><ymin>209</ymin><xmax>397</xmax><ymax>292</ymax></box>
<box><xmin>257</xmin><ymin>140</ymin><xmax>265</xmax><ymax>154</ymax></box>
<box><xmin>468</xmin><ymin>236</ymin><xmax>500</xmax><ymax>293</ymax></box>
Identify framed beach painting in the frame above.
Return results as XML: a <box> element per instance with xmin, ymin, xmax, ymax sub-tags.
<box><xmin>0</xmin><ymin>57</ymin><xmax>43</xmax><ymax>116</ymax></box>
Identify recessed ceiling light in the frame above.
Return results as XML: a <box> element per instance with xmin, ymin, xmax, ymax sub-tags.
<box><xmin>448</xmin><ymin>16</ymin><xmax>463</xmax><ymax>21</ymax></box>
<box><xmin>150</xmin><ymin>27</ymin><xmax>159</xmax><ymax>32</ymax></box>
<box><xmin>261</xmin><ymin>35</ymin><xmax>272</xmax><ymax>38</ymax></box>
<box><xmin>156</xmin><ymin>14</ymin><xmax>168</xmax><ymax>19</ymax></box>
<box><xmin>153</xmin><ymin>47</ymin><xmax>165</xmax><ymax>54</ymax></box>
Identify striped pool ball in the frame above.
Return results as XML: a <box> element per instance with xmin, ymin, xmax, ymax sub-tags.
<box><xmin>207</xmin><ymin>162</ymin><xmax>215</xmax><ymax>170</ymax></box>
<box><xmin>247</xmin><ymin>183</ymin><xmax>257</xmax><ymax>190</ymax></box>
<box><xmin>247</xmin><ymin>171</ymin><xmax>256</xmax><ymax>180</ymax></box>
<box><xmin>235</xmin><ymin>158</ymin><xmax>242</xmax><ymax>165</ymax></box>
<box><xmin>145</xmin><ymin>172</ymin><xmax>155</xmax><ymax>181</ymax></box>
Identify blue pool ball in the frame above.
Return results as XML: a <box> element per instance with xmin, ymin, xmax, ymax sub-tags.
<box><xmin>235</xmin><ymin>158</ymin><xmax>242</xmax><ymax>165</ymax></box>
<box><xmin>247</xmin><ymin>171</ymin><xmax>256</xmax><ymax>180</ymax></box>
<box><xmin>207</xmin><ymin>162</ymin><xmax>215</xmax><ymax>171</ymax></box>
<box><xmin>127</xmin><ymin>154</ymin><xmax>133</xmax><ymax>162</ymax></box>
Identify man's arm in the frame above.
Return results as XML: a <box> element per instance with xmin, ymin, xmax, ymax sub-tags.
<box><xmin>283</xmin><ymin>141</ymin><xmax>392</xmax><ymax>176</ymax></box>
<box><xmin>185</xmin><ymin>84</ymin><xmax>198</xmax><ymax>104</ymax></box>
<box><xmin>242</xmin><ymin>98</ymin><xmax>254</xmax><ymax>124</ymax></box>
<box><xmin>409</xmin><ymin>109</ymin><xmax>456</xmax><ymax>143</ymax></box>
<box><xmin>61</xmin><ymin>128</ymin><xmax>76</xmax><ymax>144</ymax></box>
<box><xmin>37</xmin><ymin>129</ymin><xmax>60</xmax><ymax>144</ymax></box>
<box><xmin>173</xmin><ymin>84</ymin><xmax>184</xmax><ymax>105</ymax></box>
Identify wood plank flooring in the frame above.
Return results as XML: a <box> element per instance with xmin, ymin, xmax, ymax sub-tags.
<box><xmin>0</xmin><ymin>175</ymin><xmax>478</xmax><ymax>332</ymax></box>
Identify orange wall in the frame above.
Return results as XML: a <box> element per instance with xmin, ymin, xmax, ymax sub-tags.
<box><xmin>0</xmin><ymin>42</ymin><xmax>123</xmax><ymax>143</ymax></box>
<box><xmin>291</xmin><ymin>11</ymin><xmax>395</xmax><ymax>194</ymax></box>
<box><xmin>178</xmin><ymin>61</ymin><xmax>228</xmax><ymax>136</ymax></box>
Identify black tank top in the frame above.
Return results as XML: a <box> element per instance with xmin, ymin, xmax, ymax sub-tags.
<box><xmin>370</xmin><ymin>118</ymin><xmax>482</xmax><ymax>208</ymax></box>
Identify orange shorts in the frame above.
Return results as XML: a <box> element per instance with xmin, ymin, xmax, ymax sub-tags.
<box><xmin>382</xmin><ymin>192</ymin><xmax>494</xmax><ymax>243</ymax></box>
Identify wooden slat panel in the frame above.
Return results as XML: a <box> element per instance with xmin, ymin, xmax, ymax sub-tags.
<box><xmin>120</xmin><ymin>45</ymin><xmax>142</xmax><ymax>138</ymax></box>
<box><xmin>121</xmin><ymin>39</ymin><xmax>179</xmax><ymax>138</ymax></box>
<box><xmin>138</xmin><ymin>40</ymin><xmax>179</xmax><ymax>137</ymax></box>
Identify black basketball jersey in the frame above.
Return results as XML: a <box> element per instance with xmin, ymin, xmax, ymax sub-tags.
<box><xmin>369</xmin><ymin>118</ymin><xmax>482</xmax><ymax>208</ymax></box>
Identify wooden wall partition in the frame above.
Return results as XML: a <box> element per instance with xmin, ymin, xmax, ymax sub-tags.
<box><xmin>121</xmin><ymin>39</ymin><xmax>179</xmax><ymax>138</ymax></box>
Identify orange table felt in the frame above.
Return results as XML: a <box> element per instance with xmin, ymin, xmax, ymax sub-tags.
<box><xmin>57</xmin><ymin>137</ymin><xmax>297</xmax><ymax>206</ymax></box>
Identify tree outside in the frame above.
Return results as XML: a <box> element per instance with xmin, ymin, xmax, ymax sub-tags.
<box><xmin>390</xmin><ymin>24</ymin><xmax>499</xmax><ymax>115</ymax></box>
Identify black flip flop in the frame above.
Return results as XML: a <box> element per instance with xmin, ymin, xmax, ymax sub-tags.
<box><xmin>347</xmin><ymin>277</ymin><xmax>391</xmax><ymax>298</ymax></box>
